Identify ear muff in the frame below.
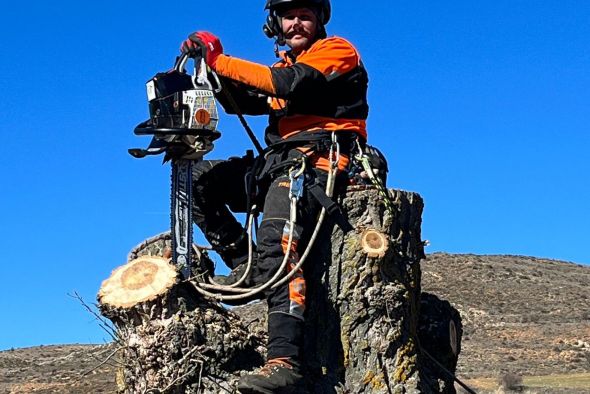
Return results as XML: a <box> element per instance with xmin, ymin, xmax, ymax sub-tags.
<box><xmin>263</xmin><ymin>14</ymin><xmax>277</xmax><ymax>38</ymax></box>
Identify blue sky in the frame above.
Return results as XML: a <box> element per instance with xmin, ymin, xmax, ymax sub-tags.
<box><xmin>0</xmin><ymin>1</ymin><xmax>588</xmax><ymax>350</ymax></box>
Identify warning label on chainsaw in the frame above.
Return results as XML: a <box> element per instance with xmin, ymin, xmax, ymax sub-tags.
<box><xmin>184</xmin><ymin>90</ymin><xmax>218</xmax><ymax>130</ymax></box>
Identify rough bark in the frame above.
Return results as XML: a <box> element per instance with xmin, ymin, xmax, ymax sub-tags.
<box><xmin>98</xmin><ymin>187</ymin><xmax>462</xmax><ymax>393</ymax></box>
<box><xmin>300</xmin><ymin>186</ymin><xmax>434</xmax><ymax>393</ymax></box>
<box><xmin>98</xmin><ymin>235</ymin><xmax>265</xmax><ymax>393</ymax></box>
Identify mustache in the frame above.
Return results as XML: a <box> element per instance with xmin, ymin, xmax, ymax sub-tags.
<box><xmin>285</xmin><ymin>29</ymin><xmax>311</xmax><ymax>39</ymax></box>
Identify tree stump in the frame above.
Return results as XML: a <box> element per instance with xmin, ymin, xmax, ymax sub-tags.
<box><xmin>98</xmin><ymin>187</ymin><xmax>461</xmax><ymax>393</ymax></box>
<box><xmin>98</xmin><ymin>234</ymin><xmax>264</xmax><ymax>393</ymax></box>
<box><xmin>300</xmin><ymin>186</ymin><xmax>437</xmax><ymax>393</ymax></box>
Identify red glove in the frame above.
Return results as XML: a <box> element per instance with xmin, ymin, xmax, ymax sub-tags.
<box><xmin>180</xmin><ymin>31</ymin><xmax>223</xmax><ymax>69</ymax></box>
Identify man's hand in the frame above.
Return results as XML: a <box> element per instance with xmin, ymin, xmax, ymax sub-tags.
<box><xmin>180</xmin><ymin>31</ymin><xmax>223</xmax><ymax>69</ymax></box>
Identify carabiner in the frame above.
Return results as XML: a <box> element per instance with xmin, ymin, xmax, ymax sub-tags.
<box><xmin>329</xmin><ymin>132</ymin><xmax>341</xmax><ymax>170</ymax></box>
<box><xmin>289</xmin><ymin>160</ymin><xmax>306</xmax><ymax>201</ymax></box>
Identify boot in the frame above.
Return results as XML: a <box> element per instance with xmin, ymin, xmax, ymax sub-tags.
<box><xmin>238</xmin><ymin>358</ymin><xmax>303</xmax><ymax>394</ymax></box>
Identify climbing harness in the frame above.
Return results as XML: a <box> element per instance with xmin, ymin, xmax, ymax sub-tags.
<box><xmin>191</xmin><ymin>133</ymin><xmax>340</xmax><ymax>302</ymax></box>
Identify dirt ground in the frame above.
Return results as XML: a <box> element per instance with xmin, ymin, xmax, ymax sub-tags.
<box><xmin>0</xmin><ymin>344</ymin><xmax>117</xmax><ymax>394</ymax></box>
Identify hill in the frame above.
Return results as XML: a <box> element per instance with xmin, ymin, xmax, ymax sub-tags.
<box><xmin>422</xmin><ymin>253</ymin><xmax>590</xmax><ymax>392</ymax></box>
<box><xmin>422</xmin><ymin>253</ymin><xmax>589</xmax><ymax>378</ymax></box>
<box><xmin>1</xmin><ymin>253</ymin><xmax>588</xmax><ymax>393</ymax></box>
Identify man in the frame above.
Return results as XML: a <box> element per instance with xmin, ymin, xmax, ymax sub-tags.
<box><xmin>181</xmin><ymin>0</ymin><xmax>368</xmax><ymax>391</ymax></box>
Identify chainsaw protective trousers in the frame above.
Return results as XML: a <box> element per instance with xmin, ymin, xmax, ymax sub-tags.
<box><xmin>192</xmin><ymin>151</ymin><xmax>331</xmax><ymax>361</ymax></box>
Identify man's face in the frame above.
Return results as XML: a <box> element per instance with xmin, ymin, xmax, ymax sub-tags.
<box><xmin>280</xmin><ymin>7</ymin><xmax>319</xmax><ymax>53</ymax></box>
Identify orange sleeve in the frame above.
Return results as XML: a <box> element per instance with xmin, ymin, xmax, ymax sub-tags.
<box><xmin>296</xmin><ymin>37</ymin><xmax>360</xmax><ymax>78</ymax></box>
<box><xmin>214</xmin><ymin>54</ymin><xmax>276</xmax><ymax>95</ymax></box>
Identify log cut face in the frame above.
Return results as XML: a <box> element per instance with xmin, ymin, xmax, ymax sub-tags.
<box><xmin>98</xmin><ymin>256</ymin><xmax>179</xmax><ymax>309</ymax></box>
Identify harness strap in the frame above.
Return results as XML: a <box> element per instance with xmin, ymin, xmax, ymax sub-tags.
<box><xmin>259</xmin><ymin>131</ymin><xmax>361</xmax><ymax>181</ymax></box>
<box><xmin>263</xmin><ymin>131</ymin><xmax>335</xmax><ymax>156</ymax></box>
<box><xmin>307</xmin><ymin>181</ymin><xmax>340</xmax><ymax>216</ymax></box>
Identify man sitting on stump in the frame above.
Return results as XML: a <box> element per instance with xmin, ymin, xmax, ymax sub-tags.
<box><xmin>180</xmin><ymin>0</ymin><xmax>369</xmax><ymax>391</ymax></box>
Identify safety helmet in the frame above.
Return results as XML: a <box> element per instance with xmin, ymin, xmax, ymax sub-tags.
<box><xmin>263</xmin><ymin>0</ymin><xmax>331</xmax><ymax>45</ymax></box>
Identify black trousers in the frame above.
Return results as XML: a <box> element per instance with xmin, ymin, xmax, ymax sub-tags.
<box><xmin>192</xmin><ymin>152</ymin><xmax>329</xmax><ymax>361</ymax></box>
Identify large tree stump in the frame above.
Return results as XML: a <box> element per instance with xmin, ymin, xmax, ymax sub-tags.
<box><xmin>98</xmin><ymin>187</ymin><xmax>461</xmax><ymax>393</ymax></box>
<box><xmin>300</xmin><ymin>186</ymin><xmax>436</xmax><ymax>393</ymax></box>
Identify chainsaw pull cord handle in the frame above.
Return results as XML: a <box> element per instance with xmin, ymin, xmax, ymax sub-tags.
<box><xmin>195</xmin><ymin>58</ymin><xmax>212</xmax><ymax>90</ymax></box>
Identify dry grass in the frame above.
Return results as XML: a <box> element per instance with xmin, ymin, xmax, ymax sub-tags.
<box><xmin>524</xmin><ymin>373</ymin><xmax>590</xmax><ymax>389</ymax></box>
<box><xmin>464</xmin><ymin>373</ymin><xmax>590</xmax><ymax>391</ymax></box>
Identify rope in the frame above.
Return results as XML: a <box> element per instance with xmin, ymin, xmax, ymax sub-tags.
<box><xmin>190</xmin><ymin>133</ymin><xmax>340</xmax><ymax>302</ymax></box>
<box><xmin>181</xmin><ymin>119</ymin><xmax>477</xmax><ymax>393</ymax></box>
<box><xmin>354</xmin><ymin>139</ymin><xmax>395</xmax><ymax>215</ymax></box>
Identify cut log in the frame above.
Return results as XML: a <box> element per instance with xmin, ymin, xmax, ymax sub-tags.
<box><xmin>98</xmin><ymin>187</ymin><xmax>462</xmax><ymax>393</ymax></box>
<box><xmin>418</xmin><ymin>292</ymin><xmax>463</xmax><ymax>393</ymax></box>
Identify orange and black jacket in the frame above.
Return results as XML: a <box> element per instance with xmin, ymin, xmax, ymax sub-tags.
<box><xmin>213</xmin><ymin>36</ymin><xmax>368</xmax><ymax>148</ymax></box>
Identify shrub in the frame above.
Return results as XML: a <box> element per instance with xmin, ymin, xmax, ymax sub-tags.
<box><xmin>498</xmin><ymin>372</ymin><xmax>524</xmax><ymax>391</ymax></box>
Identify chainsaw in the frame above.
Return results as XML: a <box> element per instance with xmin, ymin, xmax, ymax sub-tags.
<box><xmin>129</xmin><ymin>51</ymin><xmax>221</xmax><ymax>279</ymax></box>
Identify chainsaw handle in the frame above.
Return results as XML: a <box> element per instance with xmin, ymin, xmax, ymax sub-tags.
<box><xmin>174</xmin><ymin>52</ymin><xmax>219</xmax><ymax>92</ymax></box>
<box><xmin>174</xmin><ymin>51</ymin><xmax>203</xmax><ymax>73</ymax></box>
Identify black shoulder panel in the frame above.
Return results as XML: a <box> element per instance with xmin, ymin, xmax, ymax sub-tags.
<box><xmin>269</xmin><ymin>62</ymin><xmax>368</xmax><ymax>120</ymax></box>
<box><xmin>270</xmin><ymin>63</ymin><xmax>328</xmax><ymax>99</ymax></box>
